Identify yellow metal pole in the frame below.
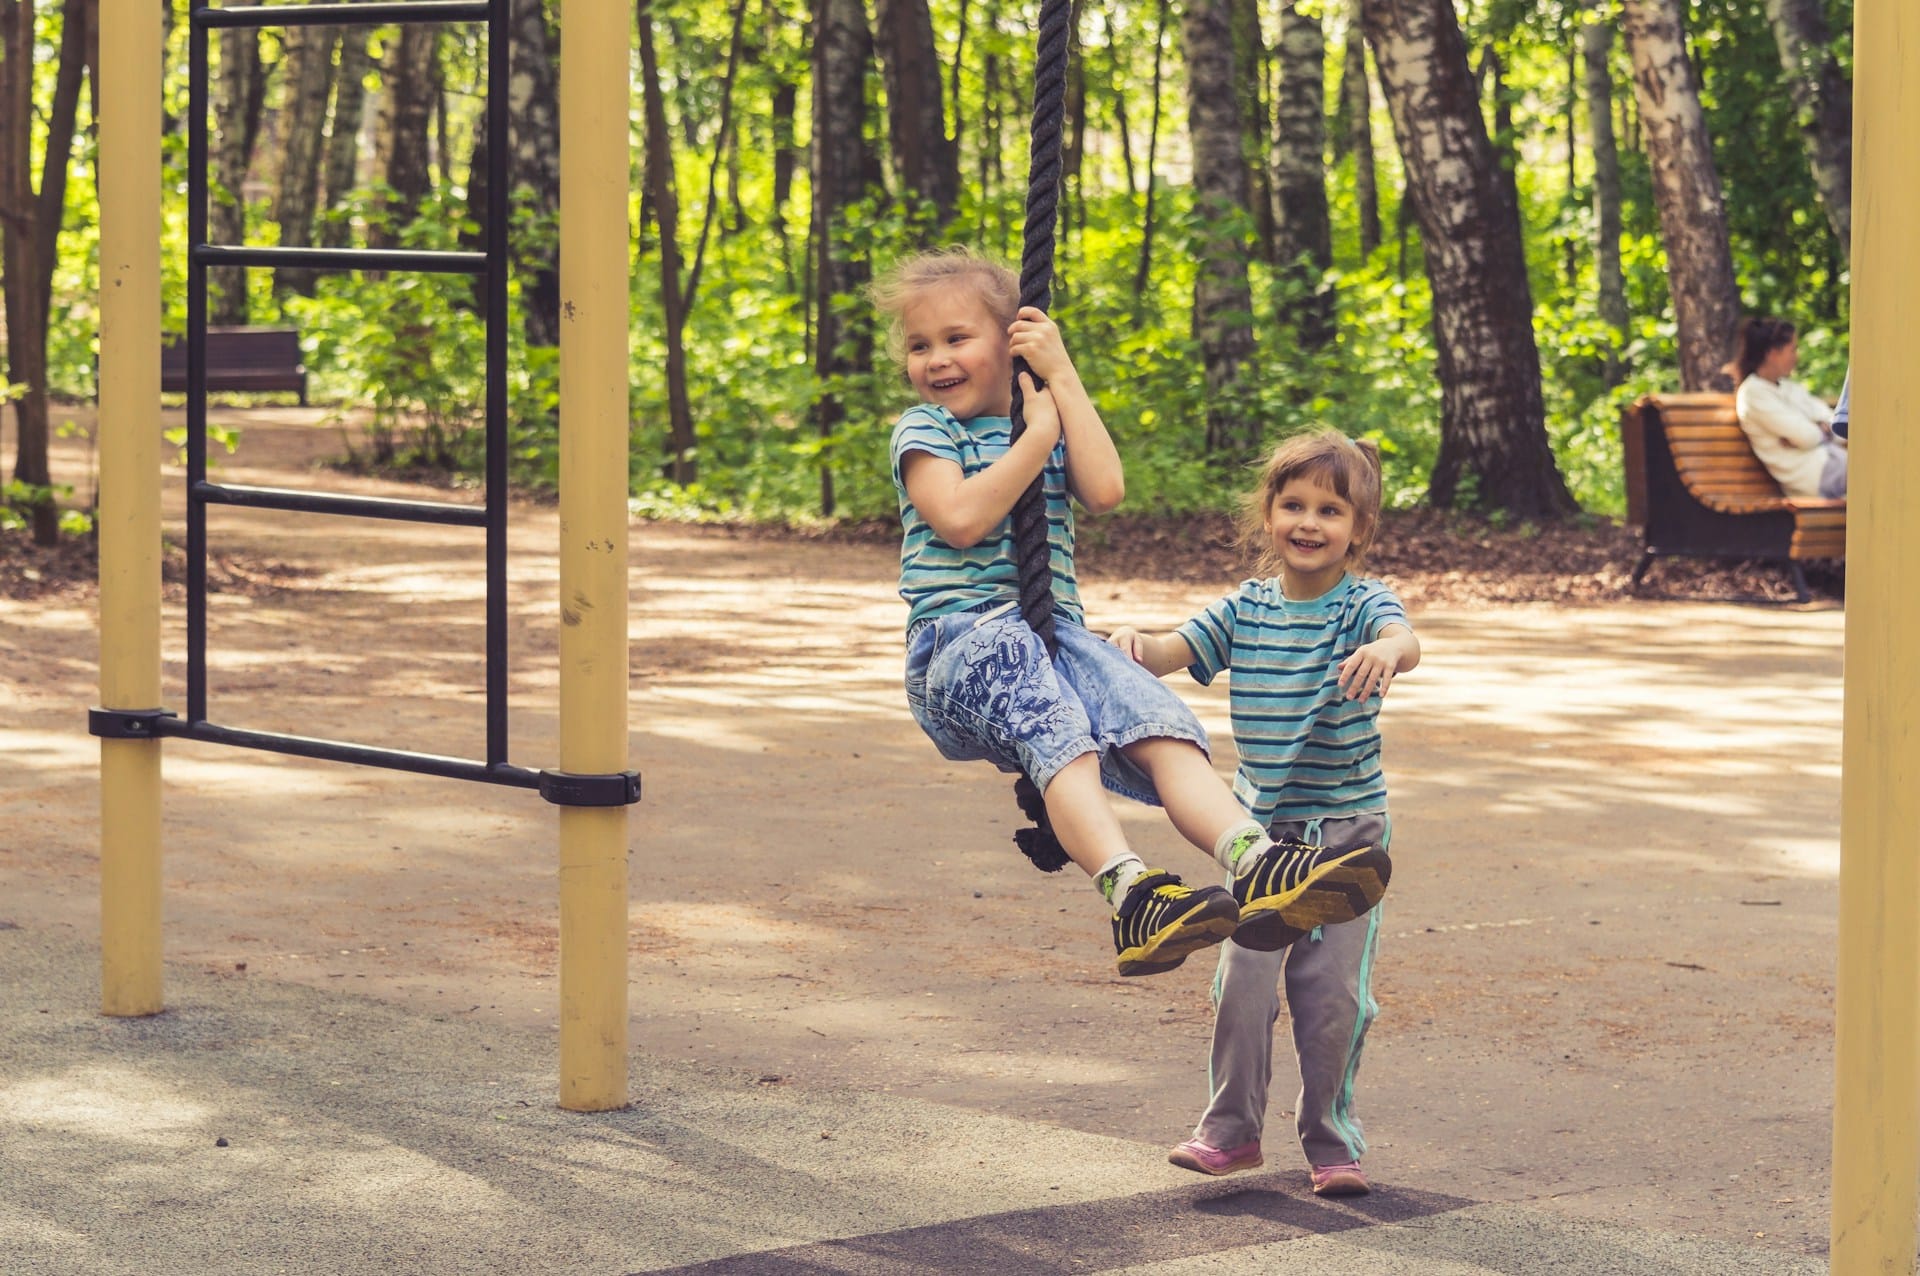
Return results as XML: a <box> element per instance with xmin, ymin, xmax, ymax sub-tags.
<box><xmin>1832</xmin><ymin>2</ymin><xmax>1920</xmax><ymax>1267</ymax></box>
<box><xmin>96</xmin><ymin>0</ymin><xmax>165</xmax><ymax>1017</ymax></box>
<box><xmin>556</xmin><ymin>0</ymin><xmax>632</xmax><ymax>1111</ymax></box>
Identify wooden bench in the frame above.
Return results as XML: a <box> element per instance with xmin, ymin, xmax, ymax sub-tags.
<box><xmin>1621</xmin><ymin>392</ymin><xmax>1844</xmax><ymax>602</ymax></box>
<box><xmin>161</xmin><ymin>326</ymin><xmax>308</xmax><ymax>404</ymax></box>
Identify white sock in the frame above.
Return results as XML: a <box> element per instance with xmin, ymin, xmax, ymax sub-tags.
<box><xmin>1213</xmin><ymin>820</ymin><xmax>1271</xmax><ymax>872</ymax></box>
<box><xmin>1094</xmin><ymin>853</ymin><xmax>1148</xmax><ymax>905</ymax></box>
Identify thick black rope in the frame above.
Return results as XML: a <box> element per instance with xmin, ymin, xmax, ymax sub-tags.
<box><xmin>1009</xmin><ymin>0</ymin><xmax>1073</xmax><ymax>873</ymax></box>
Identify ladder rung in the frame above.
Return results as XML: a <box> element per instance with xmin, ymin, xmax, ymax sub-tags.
<box><xmin>195</xmin><ymin>1</ymin><xmax>491</xmax><ymax>30</ymax></box>
<box><xmin>195</xmin><ymin>481</ymin><xmax>488</xmax><ymax>527</ymax></box>
<box><xmin>193</xmin><ymin>244</ymin><xmax>488</xmax><ymax>275</ymax></box>
<box><xmin>156</xmin><ymin>717</ymin><xmax>539</xmax><ymax>789</ymax></box>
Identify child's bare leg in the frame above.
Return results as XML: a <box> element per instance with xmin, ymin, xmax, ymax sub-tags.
<box><xmin>1040</xmin><ymin>752</ymin><xmax>1136</xmax><ymax>876</ymax></box>
<box><xmin>1122</xmin><ymin>737</ymin><xmax>1265</xmax><ymax>865</ymax></box>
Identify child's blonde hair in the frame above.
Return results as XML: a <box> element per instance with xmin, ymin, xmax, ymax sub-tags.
<box><xmin>1242</xmin><ymin>429</ymin><xmax>1385</xmax><ymax>574</ymax></box>
<box><xmin>868</xmin><ymin>247</ymin><xmax>1021</xmax><ymax>365</ymax></box>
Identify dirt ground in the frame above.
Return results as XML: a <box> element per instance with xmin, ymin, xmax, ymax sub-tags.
<box><xmin>0</xmin><ymin>407</ymin><xmax>1844</xmax><ymax>1261</ymax></box>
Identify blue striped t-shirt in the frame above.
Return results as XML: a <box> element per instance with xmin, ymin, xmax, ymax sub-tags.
<box><xmin>889</xmin><ymin>404</ymin><xmax>1084</xmax><ymax>632</ymax></box>
<box><xmin>1177</xmin><ymin>574</ymin><xmax>1409</xmax><ymax>824</ymax></box>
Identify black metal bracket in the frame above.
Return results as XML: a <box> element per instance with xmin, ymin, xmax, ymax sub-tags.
<box><xmin>538</xmin><ymin>771</ymin><xmax>643</xmax><ymax>808</ymax></box>
<box><xmin>88</xmin><ymin>708</ymin><xmax>180</xmax><ymax>739</ymax></box>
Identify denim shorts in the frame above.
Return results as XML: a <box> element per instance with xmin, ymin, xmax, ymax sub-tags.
<box><xmin>904</xmin><ymin>602</ymin><xmax>1210</xmax><ymax>805</ymax></box>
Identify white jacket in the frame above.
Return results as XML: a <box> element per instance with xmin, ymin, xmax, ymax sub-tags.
<box><xmin>1735</xmin><ymin>375</ymin><xmax>1833</xmax><ymax>499</ymax></box>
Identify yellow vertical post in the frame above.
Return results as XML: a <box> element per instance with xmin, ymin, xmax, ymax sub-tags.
<box><xmin>96</xmin><ymin>0</ymin><xmax>165</xmax><ymax>1017</ymax></box>
<box><xmin>556</xmin><ymin>0</ymin><xmax>632</xmax><ymax>1110</ymax></box>
<box><xmin>1832</xmin><ymin>2</ymin><xmax>1920</xmax><ymax>1266</ymax></box>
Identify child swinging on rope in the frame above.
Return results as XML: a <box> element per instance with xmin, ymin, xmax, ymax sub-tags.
<box><xmin>873</xmin><ymin>248</ymin><xmax>1391</xmax><ymax>976</ymax></box>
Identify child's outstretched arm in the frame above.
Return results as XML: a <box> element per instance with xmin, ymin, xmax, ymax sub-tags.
<box><xmin>901</xmin><ymin>371</ymin><xmax>1062</xmax><ymax>548</ymax></box>
<box><xmin>1337</xmin><ymin>623</ymin><xmax>1420</xmax><ymax>701</ymax></box>
<box><xmin>1106</xmin><ymin>625</ymin><xmax>1197</xmax><ymax>678</ymax></box>
<box><xmin>1008</xmin><ymin>307</ymin><xmax>1124</xmax><ymax>514</ymax></box>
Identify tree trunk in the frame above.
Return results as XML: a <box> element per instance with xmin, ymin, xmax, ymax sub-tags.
<box><xmin>1581</xmin><ymin>0</ymin><xmax>1628</xmax><ymax>384</ymax></box>
<box><xmin>507</xmin><ymin>0</ymin><xmax>560</xmax><ymax>346</ymax></box>
<box><xmin>638</xmin><ymin>0</ymin><xmax>695</xmax><ymax>485</ymax></box>
<box><xmin>1762</xmin><ymin>0</ymin><xmax>1851</xmax><ymax>257</ymax></box>
<box><xmin>1132</xmin><ymin>0</ymin><xmax>1168</xmax><ymax>299</ymax></box>
<box><xmin>1271</xmin><ymin>2</ymin><xmax>1332</xmax><ymax>348</ymax></box>
<box><xmin>1</xmin><ymin>0</ymin><xmax>91</xmax><ymax>544</ymax></box>
<box><xmin>1061</xmin><ymin>0</ymin><xmax>1086</xmax><ymax>256</ymax></box>
<box><xmin>872</xmin><ymin>0</ymin><xmax>956</xmax><ymax>228</ymax></box>
<box><xmin>1182</xmin><ymin>0</ymin><xmax>1258</xmax><ymax>456</ymax></box>
<box><xmin>272</xmin><ymin>24</ymin><xmax>337</xmax><ymax>296</ymax></box>
<box><xmin>1230</xmin><ymin>0</ymin><xmax>1272</xmax><ymax>256</ymax></box>
<box><xmin>771</xmin><ymin>75</ymin><xmax>797</xmax><ymax>286</ymax></box>
<box><xmin>810</xmin><ymin>0</ymin><xmax>875</xmax><ymax>515</ymax></box>
<box><xmin>1341</xmin><ymin>0</ymin><xmax>1380</xmax><ymax>258</ymax></box>
<box><xmin>1477</xmin><ymin>43</ymin><xmax>1522</xmax><ymax>220</ymax></box>
<box><xmin>1106</xmin><ymin>11</ymin><xmax>1135</xmax><ymax>199</ymax></box>
<box><xmin>372</xmin><ymin>25</ymin><xmax>437</xmax><ymax>248</ymax></box>
<box><xmin>317</xmin><ymin>25</ymin><xmax>372</xmax><ymax>247</ymax></box>
<box><xmin>683</xmin><ymin>0</ymin><xmax>750</xmax><ymax>312</ymax></box>
<box><xmin>209</xmin><ymin>25</ymin><xmax>264</xmax><ymax>323</ymax></box>
<box><xmin>1621</xmin><ymin>0</ymin><xmax>1741</xmax><ymax>393</ymax></box>
<box><xmin>1361</xmin><ymin>0</ymin><xmax>1574</xmax><ymax>518</ymax></box>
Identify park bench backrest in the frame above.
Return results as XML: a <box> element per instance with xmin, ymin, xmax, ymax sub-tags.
<box><xmin>1624</xmin><ymin>393</ymin><xmax>1790</xmax><ymax>525</ymax></box>
<box><xmin>160</xmin><ymin>326</ymin><xmax>306</xmax><ymax>397</ymax></box>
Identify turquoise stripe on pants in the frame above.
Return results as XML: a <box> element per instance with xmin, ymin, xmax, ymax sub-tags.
<box><xmin>1196</xmin><ymin>812</ymin><xmax>1388</xmax><ymax>1167</ymax></box>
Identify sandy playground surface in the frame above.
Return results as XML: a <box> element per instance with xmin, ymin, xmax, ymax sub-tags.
<box><xmin>0</xmin><ymin>407</ymin><xmax>1843</xmax><ymax>1258</ymax></box>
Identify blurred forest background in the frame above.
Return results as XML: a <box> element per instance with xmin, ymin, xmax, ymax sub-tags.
<box><xmin>0</xmin><ymin>0</ymin><xmax>1855</xmax><ymax>547</ymax></box>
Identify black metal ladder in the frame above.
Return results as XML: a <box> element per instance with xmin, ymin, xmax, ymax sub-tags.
<box><xmin>89</xmin><ymin>0</ymin><xmax>637</xmax><ymax>809</ymax></box>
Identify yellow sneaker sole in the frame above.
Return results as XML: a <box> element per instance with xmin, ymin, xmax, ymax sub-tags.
<box><xmin>1116</xmin><ymin>898</ymin><xmax>1240</xmax><ymax>976</ymax></box>
<box><xmin>1233</xmin><ymin>846</ymin><xmax>1391</xmax><ymax>952</ymax></box>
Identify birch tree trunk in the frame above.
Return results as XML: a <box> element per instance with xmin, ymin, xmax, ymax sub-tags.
<box><xmin>1361</xmin><ymin>0</ymin><xmax>1574</xmax><ymax>518</ymax></box>
<box><xmin>0</xmin><ymin>0</ymin><xmax>90</xmax><ymax>544</ymax></box>
<box><xmin>210</xmin><ymin>25</ymin><xmax>265</xmax><ymax>322</ymax></box>
<box><xmin>1271</xmin><ymin>2</ymin><xmax>1332</xmax><ymax>348</ymax></box>
<box><xmin>273</xmin><ymin>25</ymin><xmax>337</xmax><ymax>297</ymax></box>
<box><xmin>1621</xmin><ymin>0</ymin><xmax>1741</xmax><ymax>393</ymax></box>
<box><xmin>1581</xmin><ymin>0</ymin><xmax>1628</xmax><ymax>383</ymax></box>
<box><xmin>1340</xmin><ymin>0</ymin><xmax>1380</xmax><ymax>258</ymax></box>
<box><xmin>507</xmin><ymin>0</ymin><xmax>560</xmax><ymax>346</ymax></box>
<box><xmin>1182</xmin><ymin>0</ymin><xmax>1258</xmax><ymax>456</ymax></box>
<box><xmin>372</xmin><ymin>25</ymin><xmax>437</xmax><ymax>249</ymax></box>
<box><xmin>1762</xmin><ymin>0</ymin><xmax>1851</xmax><ymax>257</ymax></box>
<box><xmin>317</xmin><ymin>26</ymin><xmax>372</xmax><ymax>247</ymax></box>
<box><xmin>810</xmin><ymin>0</ymin><xmax>875</xmax><ymax>515</ymax></box>
<box><xmin>873</xmin><ymin>0</ymin><xmax>957</xmax><ymax>227</ymax></box>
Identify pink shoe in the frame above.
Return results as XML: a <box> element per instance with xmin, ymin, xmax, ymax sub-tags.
<box><xmin>1168</xmin><ymin>1137</ymin><xmax>1264</xmax><ymax>1177</ymax></box>
<box><xmin>1310</xmin><ymin>1160</ymin><xmax>1370</xmax><ymax>1196</ymax></box>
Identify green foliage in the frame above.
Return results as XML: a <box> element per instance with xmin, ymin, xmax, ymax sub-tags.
<box><xmin>283</xmin><ymin>193</ymin><xmax>561</xmax><ymax>484</ymax></box>
<box><xmin>7</xmin><ymin>0</ymin><xmax>1857</xmax><ymax>534</ymax></box>
<box><xmin>1</xmin><ymin>479</ymin><xmax>91</xmax><ymax>536</ymax></box>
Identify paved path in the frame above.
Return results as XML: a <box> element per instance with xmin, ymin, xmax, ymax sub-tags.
<box><xmin>2</xmin><ymin>929</ymin><xmax>1822</xmax><ymax>1274</ymax></box>
<box><xmin>0</xmin><ymin>411</ymin><xmax>1843</xmax><ymax>1270</ymax></box>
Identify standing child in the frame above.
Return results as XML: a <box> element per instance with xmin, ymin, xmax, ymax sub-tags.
<box><xmin>1108</xmin><ymin>429</ymin><xmax>1418</xmax><ymax>1193</ymax></box>
<box><xmin>873</xmin><ymin>250</ymin><xmax>1392</xmax><ymax>977</ymax></box>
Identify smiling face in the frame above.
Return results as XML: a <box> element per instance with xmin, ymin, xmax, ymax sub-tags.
<box><xmin>902</xmin><ymin>285</ymin><xmax>1014</xmax><ymax>421</ymax></box>
<box><xmin>1265</xmin><ymin>474</ymin><xmax>1359</xmax><ymax>599</ymax></box>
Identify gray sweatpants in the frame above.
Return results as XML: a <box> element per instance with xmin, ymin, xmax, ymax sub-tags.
<box><xmin>1193</xmin><ymin>812</ymin><xmax>1387</xmax><ymax>1168</ymax></box>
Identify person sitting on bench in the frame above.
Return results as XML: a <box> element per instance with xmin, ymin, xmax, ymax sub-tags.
<box><xmin>1727</xmin><ymin>316</ymin><xmax>1847</xmax><ymax>499</ymax></box>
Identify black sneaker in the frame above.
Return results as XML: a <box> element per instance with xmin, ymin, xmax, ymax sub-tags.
<box><xmin>1230</xmin><ymin>838</ymin><xmax>1391</xmax><ymax>951</ymax></box>
<box><xmin>1111</xmin><ymin>871</ymin><xmax>1240</xmax><ymax>976</ymax></box>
